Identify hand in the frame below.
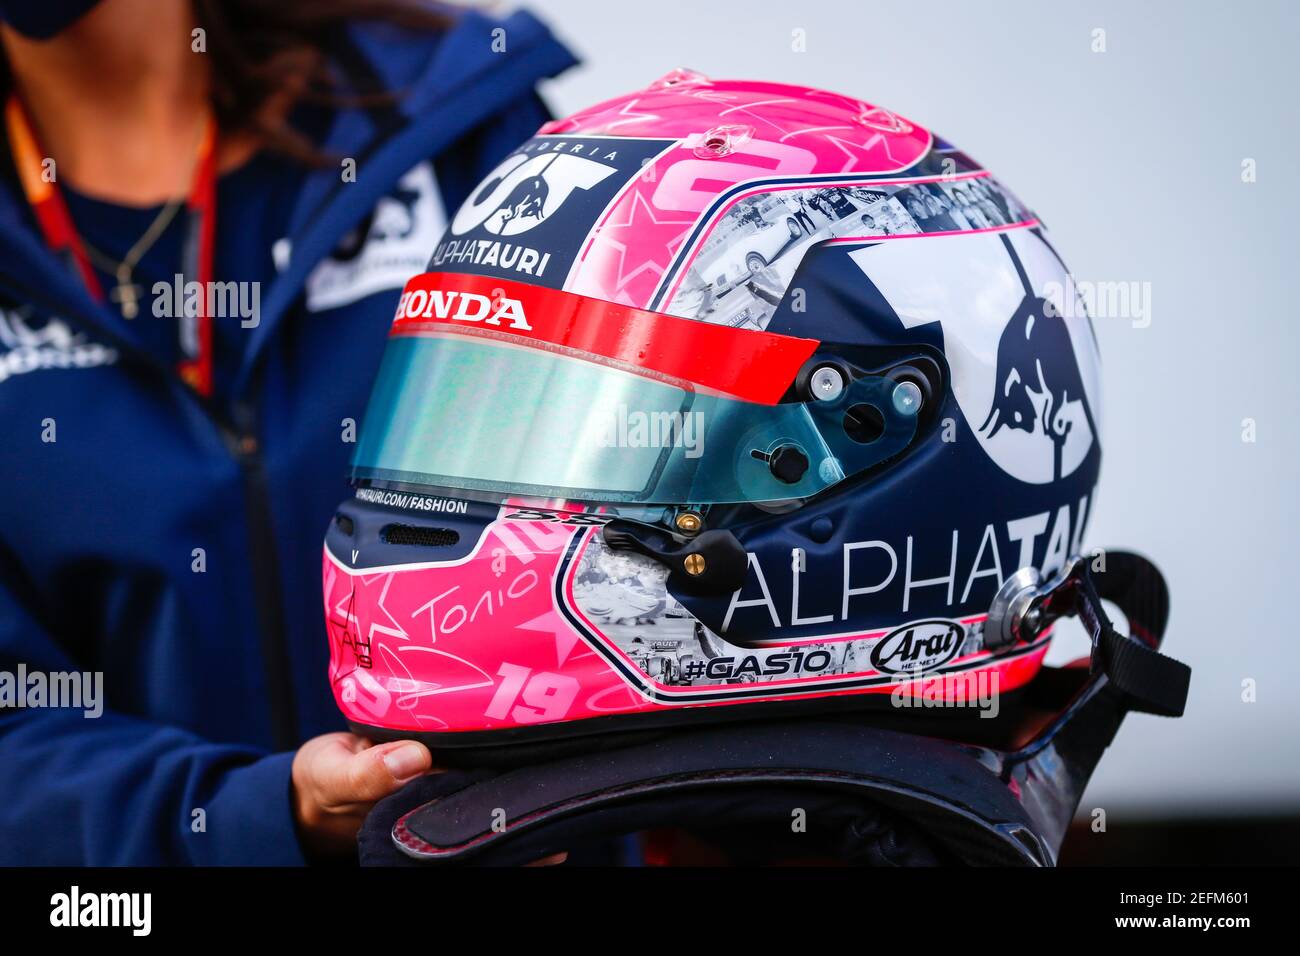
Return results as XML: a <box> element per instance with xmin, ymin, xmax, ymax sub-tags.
<box><xmin>291</xmin><ymin>731</ymin><xmax>434</xmax><ymax>859</ymax></box>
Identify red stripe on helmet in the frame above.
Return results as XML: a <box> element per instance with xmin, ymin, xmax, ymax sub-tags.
<box><xmin>389</xmin><ymin>272</ymin><xmax>819</xmax><ymax>405</ymax></box>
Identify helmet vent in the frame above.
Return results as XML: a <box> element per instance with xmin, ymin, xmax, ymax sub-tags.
<box><xmin>694</xmin><ymin>124</ymin><xmax>753</xmax><ymax>158</ymax></box>
<box><xmin>334</xmin><ymin>514</ymin><xmax>354</xmax><ymax>535</ymax></box>
<box><xmin>381</xmin><ymin>524</ymin><xmax>460</xmax><ymax>548</ymax></box>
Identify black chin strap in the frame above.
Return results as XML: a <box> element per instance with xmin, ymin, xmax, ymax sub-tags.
<box><xmin>990</xmin><ymin>551</ymin><xmax>1190</xmax><ymax>717</ymax></box>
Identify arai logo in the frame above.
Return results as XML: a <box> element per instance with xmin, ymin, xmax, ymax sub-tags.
<box><xmin>869</xmin><ymin>619</ymin><xmax>965</xmax><ymax>675</ymax></box>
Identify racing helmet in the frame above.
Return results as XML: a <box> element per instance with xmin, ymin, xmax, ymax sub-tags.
<box><xmin>324</xmin><ymin>73</ymin><xmax>1188</xmax><ymax>764</ymax></box>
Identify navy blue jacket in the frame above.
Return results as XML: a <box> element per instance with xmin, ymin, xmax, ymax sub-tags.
<box><xmin>0</xmin><ymin>10</ymin><xmax>576</xmax><ymax>864</ymax></box>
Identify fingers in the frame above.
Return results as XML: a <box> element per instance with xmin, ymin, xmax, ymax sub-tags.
<box><xmin>296</xmin><ymin>732</ymin><xmax>433</xmax><ymax>811</ymax></box>
<box><xmin>375</xmin><ymin>739</ymin><xmax>435</xmax><ymax>786</ymax></box>
<box><xmin>337</xmin><ymin>739</ymin><xmax>433</xmax><ymax>806</ymax></box>
<box><xmin>292</xmin><ymin>733</ymin><xmax>569</xmax><ymax>865</ymax></box>
<box><xmin>291</xmin><ymin>732</ymin><xmax>437</xmax><ymax>860</ymax></box>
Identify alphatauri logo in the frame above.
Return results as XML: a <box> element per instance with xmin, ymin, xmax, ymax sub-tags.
<box><xmin>869</xmin><ymin>619</ymin><xmax>965</xmax><ymax>675</ymax></box>
<box><xmin>450</xmin><ymin>150</ymin><xmax>617</xmax><ymax>238</ymax></box>
<box><xmin>394</xmin><ymin>288</ymin><xmax>530</xmax><ymax>331</ymax></box>
<box><xmin>432</xmin><ymin>136</ymin><xmax>675</xmax><ymax>289</ymax></box>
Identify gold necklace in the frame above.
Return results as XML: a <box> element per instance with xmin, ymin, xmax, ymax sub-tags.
<box><xmin>77</xmin><ymin>198</ymin><xmax>185</xmax><ymax>320</ymax></box>
<box><xmin>66</xmin><ymin>114</ymin><xmax>210</xmax><ymax>321</ymax></box>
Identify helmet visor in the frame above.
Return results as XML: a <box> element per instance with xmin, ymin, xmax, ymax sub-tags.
<box><xmin>349</xmin><ymin>273</ymin><xmax>919</xmax><ymax>505</ymax></box>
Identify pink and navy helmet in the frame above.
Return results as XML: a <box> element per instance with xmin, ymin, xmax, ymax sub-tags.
<box><xmin>324</xmin><ymin>74</ymin><xmax>1126</xmax><ymax>757</ymax></box>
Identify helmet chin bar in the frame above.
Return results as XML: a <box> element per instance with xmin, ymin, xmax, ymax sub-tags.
<box><xmin>987</xmin><ymin>553</ymin><xmax>1190</xmax><ymax>717</ymax></box>
<box><xmin>381</xmin><ymin>551</ymin><xmax>1189</xmax><ymax>867</ymax></box>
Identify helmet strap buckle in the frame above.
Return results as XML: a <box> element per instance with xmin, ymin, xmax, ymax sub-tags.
<box><xmin>987</xmin><ymin>555</ymin><xmax>1190</xmax><ymax>717</ymax></box>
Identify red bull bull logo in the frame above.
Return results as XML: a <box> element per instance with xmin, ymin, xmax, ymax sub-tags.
<box><xmin>981</xmin><ymin>292</ymin><xmax>1099</xmax><ymax>482</ymax></box>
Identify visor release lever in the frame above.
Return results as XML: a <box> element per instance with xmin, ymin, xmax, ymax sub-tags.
<box><xmin>602</xmin><ymin>520</ymin><xmax>748</xmax><ymax>596</ymax></box>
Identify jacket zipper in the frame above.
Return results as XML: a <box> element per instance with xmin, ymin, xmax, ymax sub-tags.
<box><xmin>3</xmin><ymin>265</ymin><xmax>303</xmax><ymax>753</ymax></box>
<box><xmin>222</xmin><ymin>399</ymin><xmax>300</xmax><ymax>752</ymax></box>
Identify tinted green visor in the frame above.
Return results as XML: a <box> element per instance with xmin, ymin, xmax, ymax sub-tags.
<box><xmin>349</xmin><ymin>273</ymin><xmax>919</xmax><ymax>505</ymax></box>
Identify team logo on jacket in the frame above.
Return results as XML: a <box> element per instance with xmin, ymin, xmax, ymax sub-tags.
<box><xmin>869</xmin><ymin>619</ymin><xmax>965</xmax><ymax>674</ymax></box>
<box><xmin>431</xmin><ymin>136</ymin><xmax>675</xmax><ymax>288</ymax></box>
<box><xmin>0</xmin><ymin>309</ymin><xmax>118</xmax><ymax>385</ymax></box>
<box><xmin>304</xmin><ymin>161</ymin><xmax>445</xmax><ymax>312</ymax></box>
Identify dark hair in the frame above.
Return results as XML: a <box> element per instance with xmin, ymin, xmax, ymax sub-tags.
<box><xmin>193</xmin><ymin>0</ymin><xmax>455</xmax><ymax>165</ymax></box>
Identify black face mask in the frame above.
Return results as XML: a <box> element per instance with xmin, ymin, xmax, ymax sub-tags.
<box><xmin>0</xmin><ymin>0</ymin><xmax>102</xmax><ymax>40</ymax></box>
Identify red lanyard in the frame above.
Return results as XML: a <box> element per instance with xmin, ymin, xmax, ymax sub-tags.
<box><xmin>4</xmin><ymin>93</ymin><xmax>219</xmax><ymax>396</ymax></box>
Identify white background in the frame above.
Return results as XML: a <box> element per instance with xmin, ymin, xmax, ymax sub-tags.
<box><xmin>529</xmin><ymin>0</ymin><xmax>1300</xmax><ymax>817</ymax></box>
